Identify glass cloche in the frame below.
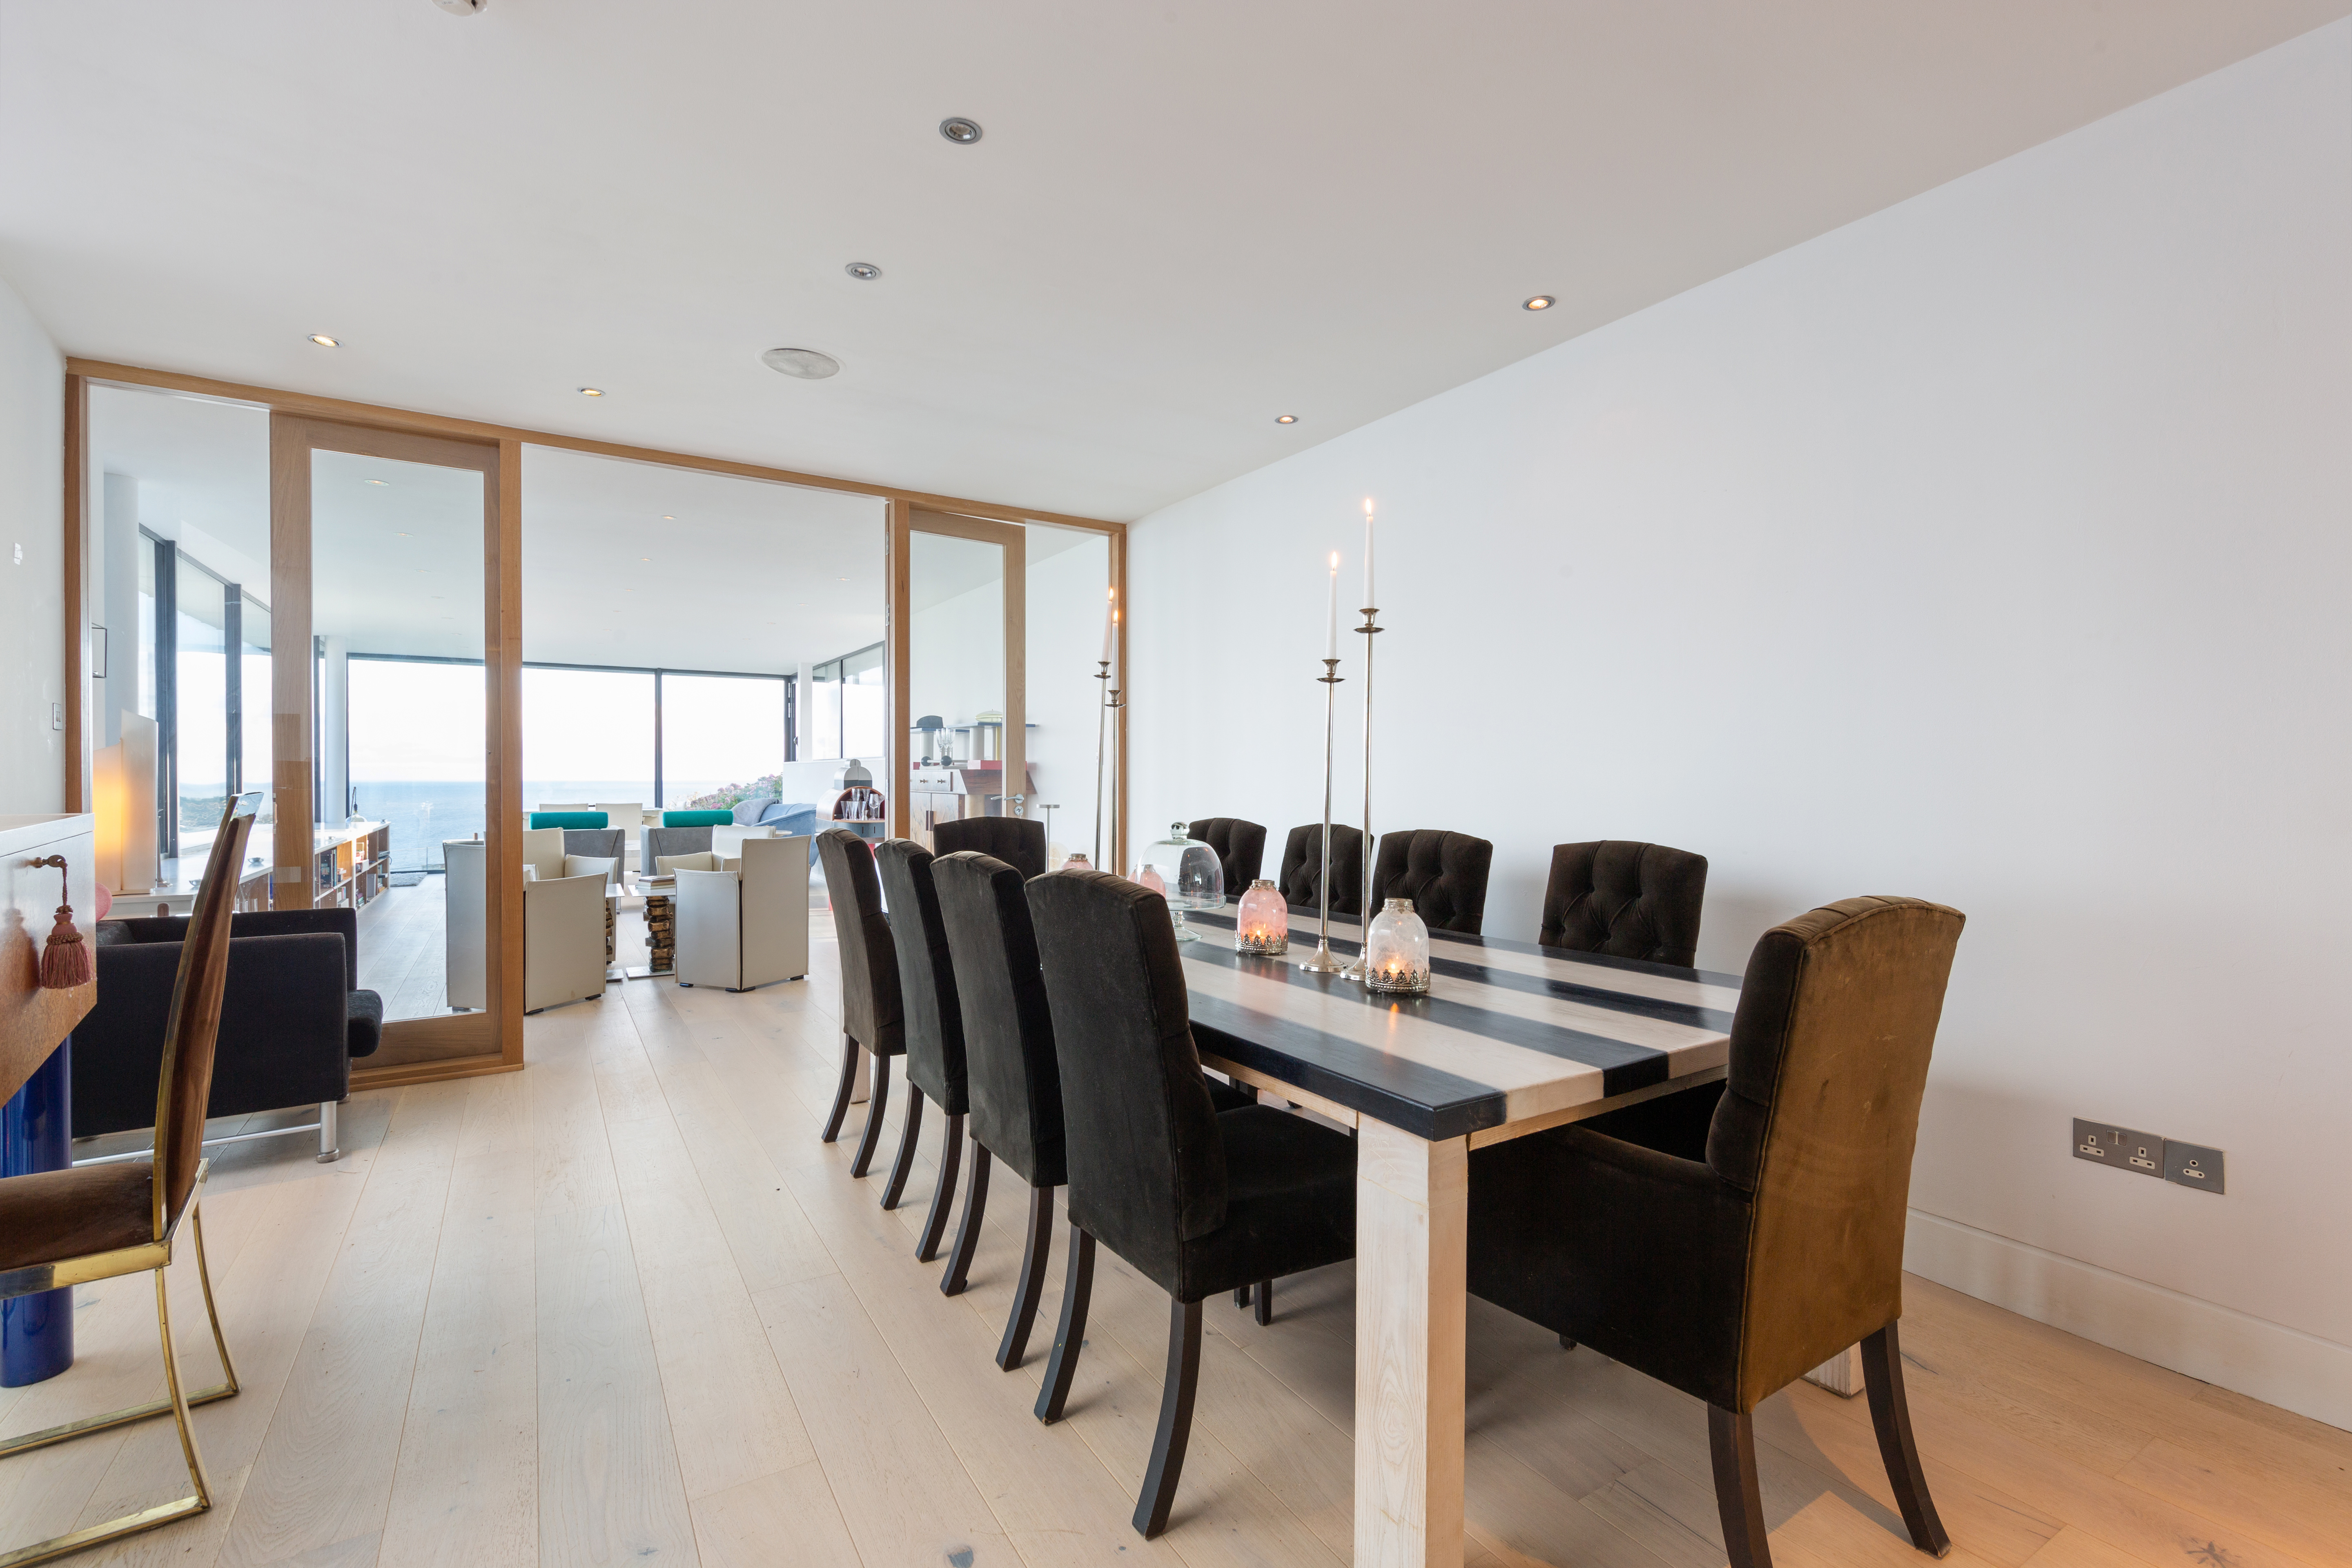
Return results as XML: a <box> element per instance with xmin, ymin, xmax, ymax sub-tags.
<box><xmin>1134</xmin><ymin>821</ymin><xmax>1225</xmax><ymax>942</ymax></box>
<box><xmin>1362</xmin><ymin>897</ymin><xmax>1432</xmax><ymax>994</ymax></box>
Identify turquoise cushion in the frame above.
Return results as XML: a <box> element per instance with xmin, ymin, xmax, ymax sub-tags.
<box><xmin>529</xmin><ymin>811</ymin><xmax>608</xmax><ymax>830</ymax></box>
<box><xmin>662</xmin><ymin>809</ymin><xmax>733</xmax><ymax>828</ymax></box>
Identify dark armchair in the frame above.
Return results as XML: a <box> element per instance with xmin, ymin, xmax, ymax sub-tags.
<box><xmin>932</xmin><ymin>816</ymin><xmax>1047</xmax><ymax>880</ymax></box>
<box><xmin>1466</xmin><ymin>896</ymin><xmax>1966</xmax><ymax>1568</ymax></box>
<box><xmin>1539</xmin><ymin>840</ymin><xmax>1709</xmax><ymax>967</ymax></box>
<box><xmin>1276</xmin><ymin>823</ymin><xmax>1361</xmax><ymax>917</ymax></box>
<box><xmin>77</xmin><ymin>909</ymin><xmax>384</xmax><ymax>1163</ymax></box>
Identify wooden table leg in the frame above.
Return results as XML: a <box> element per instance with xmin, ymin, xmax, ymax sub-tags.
<box><xmin>1354</xmin><ymin>1120</ymin><xmax>1467</xmax><ymax>1568</ymax></box>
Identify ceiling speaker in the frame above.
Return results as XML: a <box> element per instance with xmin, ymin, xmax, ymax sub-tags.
<box><xmin>432</xmin><ymin>0</ymin><xmax>486</xmax><ymax>13</ymax></box>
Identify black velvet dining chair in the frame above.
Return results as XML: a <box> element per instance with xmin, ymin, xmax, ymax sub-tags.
<box><xmin>1466</xmin><ymin>896</ymin><xmax>1966</xmax><ymax>1568</ymax></box>
<box><xmin>1276</xmin><ymin>823</ymin><xmax>1362</xmax><ymax>916</ymax></box>
<box><xmin>875</xmin><ymin>840</ymin><xmax>969</xmax><ymax>1250</ymax></box>
<box><xmin>1368</xmin><ymin>828</ymin><xmax>1494</xmax><ymax>934</ymax></box>
<box><xmin>1027</xmin><ymin>869</ymin><xmax>1359</xmax><ymax>1538</ymax></box>
<box><xmin>1539</xmin><ymin>840</ymin><xmax>1710</xmax><ymax>967</ymax></box>
<box><xmin>816</xmin><ymin>829</ymin><xmax>905</xmax><ymax>1179</ymax></box>
<box><xmin>932</xmin><ymin>816</ymin><xmax>1048</xmax><ymax>880</ymax></box>
<box><xmin>1186</xmin><ymin>817</ymin><xmax>1267</xmax><ymax>895</ymax></box>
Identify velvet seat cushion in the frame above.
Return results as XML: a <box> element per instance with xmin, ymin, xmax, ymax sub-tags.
<box><xmin>1277</xmin><ymin>824</ymin><xmax>1362</xmax><ymax>915</ymax></box>
<box><xmin>1370</xmin><ymin>829</ymin><xmax>1494</xmax><ymax>934</ymax></box>
<box><xmin>1187</xmin><ymin>818</ymin><xmax>1267</xmax><ymax>898</ymax></box>
<box><xmin>0</xmin><ymin>1162</ymin><xmax>158</xmax><ymax>1272</ymax></box>
<box><xmin>1174</xmin><ymin>1105</ymin><xmax>1356</xmax><ymax>1302</ymax></box>
<box><xmin>932</xmin><ymin>817</ymin><xmax>1048</xmax><ymax>881</ymax></box>
<box><xmin>1539</xmin><ymin>841</ymin><xmax>1709</xmax><ymax>967</ymax></box>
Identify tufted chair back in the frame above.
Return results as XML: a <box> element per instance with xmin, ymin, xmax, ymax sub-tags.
<box><xmin>1186</xmin><ymin>818</ymin><xmax>1267</xmax><ymax>896</ymax></box>
<box><xmin>933</xmin><ymin>851</ymin><xmax>1065</xmax><ymax>1187</ymax></box>
<box><xmin>1276</xmin><ymin>824</ymin><xmax>1362</xmax><ymax>916</ymax></box>
<box><xmin>817</xmin><ymin>828</ymin><xmax>904</xmax><ymax>1056</ymax></box>
<box><xmin>933</xmin><ymin>816</ymin><xmax>1048</xmax><ymax>881</ymax></box>
<box><xmin>1370</xmin><ymin>829</ymin><xmax>1494</xmax><ymax>934</ymax></box>
<box><xmin>1027</xmin><ymin>870</ymin><xmax>1227</xmax><ymax>1285</ymax></box>
<box><xmin>876</xmin><ymin>839</ymin><xmax>967</xmax><ymax>1114</ymax></box>
<box><xmin>1539</xmin><ymin>841</ymin><xmax>1708</xmax><ymax>967</ymax></box>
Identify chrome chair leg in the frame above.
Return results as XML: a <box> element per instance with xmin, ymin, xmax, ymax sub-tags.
<box><xmin>315</xmin><ymin>1100</ymin><xmax>341</xmax><ymax>1163</ymax></box>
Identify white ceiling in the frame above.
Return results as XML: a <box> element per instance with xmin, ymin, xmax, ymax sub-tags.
<box><xmin>11</xmin><ymin>1</ymin><xmax>2346</xmax><ymax>522</ymax></box>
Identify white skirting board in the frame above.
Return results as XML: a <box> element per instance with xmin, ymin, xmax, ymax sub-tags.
<box><xmin>1904</xmin><ymin>1208</ymin><xmax>2352</xmax><ymax>1434</ymax></box>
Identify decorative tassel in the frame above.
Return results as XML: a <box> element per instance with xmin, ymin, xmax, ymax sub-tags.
<box><xmin>30</xmin><ymin>855</ymin><xmax>93</xmax><ymax>990</ymax></box>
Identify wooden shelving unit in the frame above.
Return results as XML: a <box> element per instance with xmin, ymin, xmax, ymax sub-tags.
<box><xmin>315</xmin><ymin>820</ymin><xmax>392</xmax><ymax>910</ymax></box>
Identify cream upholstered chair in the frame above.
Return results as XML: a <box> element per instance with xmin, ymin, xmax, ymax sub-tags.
<box><xmin>445</xmin><ymin>840</ymin><xmax>490</xmax><ymax>1011</ymax></box>
<box><xmin>521</xmin><ymin>826</ymin><xmax>566</xmax><ymax>881</ymax></box>
<box><xmin>711</xmin><ymin>823</ymin><xmax>775</xmax><ymax>860</ymax></box>
<box><xmin>673</xmin><ymin>836</ymin><xmax>811</xmax><ymax>993</ymax></box>
<box><xmin>523</xmin><ymin>871</ymin><xmax>609</xmax><ymax>1013</ymax></box>
<box><xmin>594</xmin><ymin>801</ymin><xmax>644</xmax><ymax>872</ymax></box>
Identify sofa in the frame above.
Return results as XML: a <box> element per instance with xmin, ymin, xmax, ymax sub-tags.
<box><xmin>76</xmin><ymin>909</ymin><xmax>383</xmax><ymax>1162</ymax></box>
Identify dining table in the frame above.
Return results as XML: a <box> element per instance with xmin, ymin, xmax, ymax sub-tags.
<box><xmin>1178</xmin><ymin>906</ymin><xmax>1741</xmax><ymax>1568</ymax></box>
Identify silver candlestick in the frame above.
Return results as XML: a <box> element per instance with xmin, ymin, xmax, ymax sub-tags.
<box><xmin>1340</xmin><ymin>605</ymin><xmax>1383</xmax><ymax>982</ymax></box>
<box><xmin>1300</xmin><ymin>656</ymin><xmax>1350</xmax><ymax>974</ymax></box>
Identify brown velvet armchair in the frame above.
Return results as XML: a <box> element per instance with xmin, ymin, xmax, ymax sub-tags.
<box><xmin>1467</xmin><ymin>895</ymin><xmax>1965</xmax><ymax>1567</ymax></box>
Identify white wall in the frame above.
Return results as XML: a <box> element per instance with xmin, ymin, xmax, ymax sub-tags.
<box><xmin>1131</xmin><ymin>22</ymin><xmax>2352</xmax><ymax>1426</ymax></box>
<box><xmin>0</xmin><ymin>274</ymin><xmax>65</xmax><ymax>813</ymax></box>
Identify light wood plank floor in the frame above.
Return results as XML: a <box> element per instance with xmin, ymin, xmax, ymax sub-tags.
<box><xmin>9</xmin><ymin>929</ymin><xmax>2347</xmax><ymax>1568</ymax></box>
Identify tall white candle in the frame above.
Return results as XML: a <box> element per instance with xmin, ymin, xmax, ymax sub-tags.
<box><xmin>1112</xmin><ymin>606</ymin><xmax>1122</xmax><ymax>674</ymax></box>
<box><xmin>1363</xmin><ymin>498</ymin><xmax>1376</xmax><ymax>608</ymax></box>
<box><xmin>1101</xmin><ymin>586</ymin><xmax>1114</xmax><ymax>663</ymax></box>
<box><xmin>1326</xmin><ymin>551</ymin><xmax>1340</xmax><ymax>659</ymax></box>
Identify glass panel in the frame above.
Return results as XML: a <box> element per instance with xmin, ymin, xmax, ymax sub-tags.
<box><xmin>523</xmin><ymin>667</ymin><xmax>656</xmax><ymax>812</ymax></box>
<box><xmin>841</xmin><ymin>643</ymin><xmax>886</xmax><ymax>762</ymax></box>
<box><xmin>87</xmin><ymin>384</ymin><xmax>270</xmax><ymax>895</ymax></box>
<box><xmin>806</xmin><ymin>659</ymin><xmax>843</xmax><ymax>760</ymax></box>
<box><xmin>1022</xmin><ymin>523</ymin><xmax>1113</xmax><ymax>870</ymax></box>
<box><xmin>664</xmin><ymin>673</ymin><xmax>788</xmax><ymax>807</ymax></box>
<box><xmin>908</xmin><ymin>530</ymin><xmax>1007</xmax><ymax>854</ymax></box>
<box><xmin>314</xmin><ymin>448</ymin><xmax>487</xmax><ymax>1022</ymax></box>
<box><xmin>173</xmin><ymin>551</ymin><xmax>229</xmax><ymax>852</ymax></box>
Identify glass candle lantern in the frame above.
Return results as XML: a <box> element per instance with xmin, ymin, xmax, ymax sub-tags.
<box><xmin>1062</xmin><ymin>852</ymin><xmax>1091</xmax><ymax>870</ymax></box>
<box><xmin>1362</xmin><ymin>898</ymin><xmax>1432</xmax><ymax>994</ymax></box>
<box><xmin>1235</xmin><ymin>878</ymin><xmax>1289</xmax><ymax>955</ymax></box>
<box><xmin>1135</xmin><ymin>821</ymin><xmax>1225</xmax><ymax>942</ymax></box>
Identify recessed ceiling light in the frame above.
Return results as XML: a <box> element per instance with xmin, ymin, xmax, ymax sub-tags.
<box><xmin>310</xmin><ymin>334</ymin><xmax>339</xmax><ymax>347</ymax></box>
<box><xmin>1275</xmin><ymin>414</ymin><xmax>1298</xmax><ymax>425</ymax></box>
<box><xmin>939</xmin><ymin>117</ymin><xmax>982</xmax><ymax>145</ymax></box>
<box><xmin>365</xmin><ymin>478</ymin><xmax>390</xmax><ymax>487</ymax></box>
<box><xmin>846</xmin><ymin>262</ymin><xmax>882</xmax><ymax>281</ymax></box>
<box><xmin>579</xmin><ymin>386</ymin><xmax>605</xmax><ymax>396</ymax></box>
<box><xmin>660</xmin><ymin>514</ymin><xmax>674</xmax><ymax>521</ymax></box>
<box><xmin>1523</xmin><ymin>296</ymin><xmax>1555</xmax><ymax>311</ymax></box>
<box><xmin>397</xmin><ymin>531</ymin><xmax>410</xmax><ymax>536</ymax></box>
<box><xmin>762</xmin><ymin>347</ymin><xmax>842</xmax><ymax>380</ymax></box>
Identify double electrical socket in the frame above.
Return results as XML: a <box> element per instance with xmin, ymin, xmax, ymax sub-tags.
<box><xmin>2072</xmin><ymin>1119</ymin><xmax>2225</xmax><ymax>1194</ymax></box>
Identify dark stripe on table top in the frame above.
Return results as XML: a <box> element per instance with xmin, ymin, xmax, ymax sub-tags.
<box><xmin>1189</xmin><ymin>911</ymin><xmax>1735</xmax><ymax>1032</ymax></box>
<box><xmin>1181</xmin><ymin>941</ymin><xmax>1671</xmax><ymax>1096</ymax></box>
<box><xmin>1187</xmin><ymin>995</ymin><xmax>1507</xmax><ymax>1142</ymax></box>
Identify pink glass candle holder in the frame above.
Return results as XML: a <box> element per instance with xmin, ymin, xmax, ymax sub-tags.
<box><xmin>1235</xmin><ymin>878</ymin><xmax>1289</xmax><ymax>956</ymax></box>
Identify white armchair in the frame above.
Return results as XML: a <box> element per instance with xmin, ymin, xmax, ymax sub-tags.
<box><xmin>444</xmin><ymin>839</ymin><xmax>611</xmax><ymax>1014</ymax></box>
<box><xmin>673</xmin><ymin>835</ymin><xmax>810</xmax><ymax>992</ymax></box>
<box><xmin>521</xmin><ymin>826</ymin><xmax>566</xmax><ymax>881</ymax></box>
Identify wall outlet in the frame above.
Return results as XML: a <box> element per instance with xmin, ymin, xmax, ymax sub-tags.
<box><xmin>2073</xmin><ymin>1119</ymin><xmax>2163</xmax><ymax>1177</ymax></box>
<box><xmin>2164</xmin><ymin>1140</ymin><xmax>2225</xmax><ymax>1195</ymax></box>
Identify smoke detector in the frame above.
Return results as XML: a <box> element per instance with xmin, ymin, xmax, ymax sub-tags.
<box><xmin>432</xmin><ymin>0</ymin><xmax>486</xmax><ymax>13</ymax></box>
<box><xmin>762</xmin><ymin>347</ymin><xmax>842</xmax><ymax>380</ymax></box>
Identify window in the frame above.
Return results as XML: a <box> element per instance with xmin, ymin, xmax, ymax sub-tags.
<box><xmin>807</xmin><ymin>641</ymin><xmax>884</xmax><ymax>762</ymax></box>
<box><xmin>347</xmin><ymin>656</ymin><xmax>488</xmax><ymax>871</ymax></box>
<box><xmin>663</xmin><ymin>672</ymin><xmax>787</xmax><ymax>807</ymax></box>
<box><xmin>523</xmin><ymin>666</ymin><xmax>656</xmax><ymax>812</ymax></box>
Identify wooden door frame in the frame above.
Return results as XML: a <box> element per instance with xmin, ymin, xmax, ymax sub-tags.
<box><xmin>272</xmin><ymin>417</ymin><xmax>521</xmax><ymax>1083</ymax></box>
<box><xmin>893</xmin><ymin>508</ymin><xmax>1029</xmax><ymax>843</ymax></box>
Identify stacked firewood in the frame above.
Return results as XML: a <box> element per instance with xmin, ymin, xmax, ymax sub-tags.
<box><xmin>646</xmin><ymin>895</ymin><xmax>676</xmax><ymax>973</ymax></box>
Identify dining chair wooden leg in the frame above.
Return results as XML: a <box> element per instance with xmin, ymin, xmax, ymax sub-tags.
<box><xmin>1558</xmin><ymin>1333</ymin><xmax>1577</xmax><ymax>1350</ymax></box>
<box><xmin>941</xmin><ymin>1134</ymin><xmax>991</xmax><ymax>1296</ymax></box>
<box><xmin>1234</xmin><ymin>1284</ymin><xmax>1250</xmax><ymax>1309</ymax></box>
<box><xmin>1253</xmin><ymin>1278</ymin><xmax>1273</xmax><ymax>1326</ymax></box>
<box><xmin>848</xmin><ymin>1051</ymin><xmax>891</xmax><ymax>1177</ymax></box>
<box><xmin>996</xmin><ymin>1182</ymin><xmax>1054</xmax><ymax>1368</ymax></box>
<box><xmin>1033</xmin><ymin>1225</ymin><xmax>1096</xmax><ymax>1422</ymax></box>
<box><xmin>1707</xmin><ymin>1404</ymin><xmax>1773</xmax><ymax>1568</ymax></box>
<box><xmin>1134</xmin><ymin>1296</ymin><xmax>1203</xmax><ymax>1539</ymax></box>
<box><xmin>821</xmin><ymin>1031</ymin><xmax>860</xmax><ymax>1143</ymax></box>
<box><xmin>916</xmin><ymin>1113</ymin><xmax>965</xmax><ymax>1261</ymax></box>
<box><xmin>1861</xmin><ymin>1323</ymin><xmax>1951</xmax><ymax>1557</ymax></box>
<box><xmin>880</xmin><ymin>1086</ymin><xmax>926</xmax><ymax>1211</ymax></box>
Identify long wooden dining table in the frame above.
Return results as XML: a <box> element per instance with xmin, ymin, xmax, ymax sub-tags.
<box><xmin>1179</xmin><ymin>906</ymin><xmax>1741</xmax><ymax>1568</ymax></box>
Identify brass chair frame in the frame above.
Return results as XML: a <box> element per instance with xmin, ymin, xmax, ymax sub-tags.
<box><xmin>0</xmin><ymin>794</ymin><xmax>256</xmax><ymax>1568</ymax></box>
